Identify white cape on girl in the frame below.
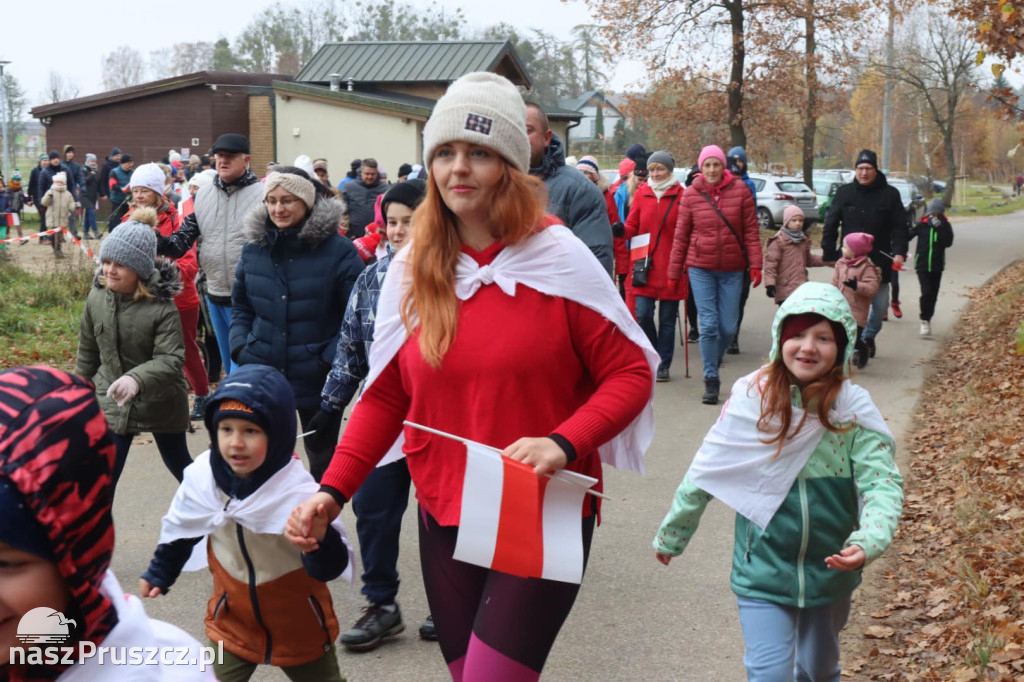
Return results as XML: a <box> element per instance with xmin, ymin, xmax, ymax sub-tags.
<box><xmin>688</xmin><ymin>370</ymin><xmax>893</xmax><ymax>530</ymax></box>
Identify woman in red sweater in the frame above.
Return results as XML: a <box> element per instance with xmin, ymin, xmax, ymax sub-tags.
<box><xmin>125</xmin><ymin>163</ymin><xmax>209</xmax><ymax>417</ymax></box>
<box><xmin>623</xmin><ymin>150</ymin><xmax>688</xmax><ymax>382</ymax></box>
<box><xmin>667</xmin><ymin>145</ymin><xmax>763</xmax><ymax>405</ymax></box>
<box><xmin>287</xmin><ymin>72</ymin><xmax>656</xmax><ymax>681</ymax></box>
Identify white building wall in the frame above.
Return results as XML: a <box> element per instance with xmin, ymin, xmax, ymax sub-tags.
<box><xmin>275</xmin><ymin>94</ymin><xmax>424</xmax><ymax>181</ymax></box>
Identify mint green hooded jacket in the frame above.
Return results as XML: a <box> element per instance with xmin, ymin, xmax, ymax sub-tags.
<box><xmin>654</xmin><ymin>282</ymin><xmax>903</xmax><ymax>608</ymax></box>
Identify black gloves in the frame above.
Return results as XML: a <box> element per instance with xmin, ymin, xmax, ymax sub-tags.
<box><xmin>611</xmin><ymin>221</ymin><xmax>625</xmax><ymax>238</ymax></box>
<box><xmin>843</xmin><ymin>279</ymin><xmax>858</xmax><ymax>291</ymax></box>
<box><xmin>765</xmin><ymin>285</ymin><xmax>776</xmax><ymax>298</ymax></box>
<box><xmin>305</xmin><ymin>408</ymin><xmax>343</xmax><ymax>454</ymax></box>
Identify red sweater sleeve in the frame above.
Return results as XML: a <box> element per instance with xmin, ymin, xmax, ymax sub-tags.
<box><xmin>319</xmin><ymin>355</ymin><xmax>411</xmax><ymax>499</ymax></box>
<box><xmin>551</xmin><ymin>301</ymin><xmax>653</xmax><ymax>457</ymax></box>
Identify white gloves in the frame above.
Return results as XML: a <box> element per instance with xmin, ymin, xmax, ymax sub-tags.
<box><xmin>107</xmin><ymin>375</ymin><xmax>140</xmax><ymax>406</ymax></box>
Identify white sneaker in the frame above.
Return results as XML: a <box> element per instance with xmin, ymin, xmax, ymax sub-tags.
<box><xmin>920</xmin><ymin>321</ymin><xmax>931</xmax><ymax>336</ymax></box>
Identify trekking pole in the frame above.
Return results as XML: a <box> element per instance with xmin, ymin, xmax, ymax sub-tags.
<box><xmin>678</xmin><ymin>305</ymin><xmax>690</xmax><ymax>378</ymax></box>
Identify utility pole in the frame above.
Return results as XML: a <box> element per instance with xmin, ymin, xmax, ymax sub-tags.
<box><xmin>0</xmin><ymin>61</ymin><xmax>10</xmax><ymax>183</ymax></box>
<box><xmin>880</xmin><ymin>0</ymin><xmax>895</xmax><ymax>172</ymax></box>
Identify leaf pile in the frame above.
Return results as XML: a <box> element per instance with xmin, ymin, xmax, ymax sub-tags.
<box><xmin>842</xmin><ymin>261</ymin><xmax>1024</xmax><ymax>680</ymax></box>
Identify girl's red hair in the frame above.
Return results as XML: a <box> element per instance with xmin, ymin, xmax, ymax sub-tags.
<box><xmin>754</xmin><ymin>357</ymin><xmax>851</xmax><ymax>459</ymax></box>
<box><xmin>401</xmin><ymin>162</ymin><xmax>548</xmax><ymax>367</ymax></box>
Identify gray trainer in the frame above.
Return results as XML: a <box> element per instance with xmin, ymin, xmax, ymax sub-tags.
<box><xmin>341</xmin><ymin>603</ymin><xmax>405</xmax><ymax>652</ymax></box>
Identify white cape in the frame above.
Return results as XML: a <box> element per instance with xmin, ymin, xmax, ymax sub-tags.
<box><xmin>158</xmin><ymin>451</ymin><xmax>354</xmax><ymax>582</ymax></box>
<box><xmin>367</xmin><ymin>224</ymin><xmax>660</xmax><ymax>472</ymax></box>
<box><xmin>60</xmin><ymin>570</ymin><xmax>216</xmax><ymax>681</ymax></box>
<box><xmin>688</xmin><ymin>370</ymin><xmax>893</xmax><ymax>530</ymax></box>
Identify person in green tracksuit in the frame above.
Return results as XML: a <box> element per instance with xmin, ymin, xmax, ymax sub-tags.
<box><xmin>653</xmin><ymin>281</ymin><xmax>903</xmax><ymax>682</ymax></box>
<box><xmin>909</xmin><ymin>198</ymin><xmax>954</xmax><ymax>337</ymax></box>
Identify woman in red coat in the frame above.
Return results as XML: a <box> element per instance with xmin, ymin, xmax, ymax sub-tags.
<box><xmin>576</xmin><ymin>155</ymin><xmax>630</xmax><ymax>298</ymax></box>
<box><xmin>667</xmin><ymin>145</ymin><xmax>763</xmax><ymax>404</ymax></box>
<box><xmin>623</xmin><ymin>150</ymin><xmax>687</xmax><ymax>382</ymax></box>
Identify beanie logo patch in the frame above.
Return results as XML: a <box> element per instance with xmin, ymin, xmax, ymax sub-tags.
<box><xmin>465</xmin><ymin>113</ymin><xmax>493</xmax><ymax>135</ymax></box>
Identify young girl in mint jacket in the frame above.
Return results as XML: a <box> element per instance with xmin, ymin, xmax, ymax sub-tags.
<box><xmin>654</xmin><ymin>281</ymin><xmax>903</xmax><ymax>681</ymax></box>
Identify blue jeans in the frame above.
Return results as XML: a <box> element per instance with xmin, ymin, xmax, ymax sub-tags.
<box><xmin>863</xmin><ymin>284</ymin><xmax>889</xmax><ymax>341</ymax></box>
<box><xmin>737</xmin><ymin>594</ymin><xmax>851</xmax><ymax>682</ymax></box>
<box><xmin>688</xmin><ymin>268</ymin><xmax>744</xmax><ymax>379</ymax></box>
<box><xmin>83</xmin><ymin>206</ymin><xmax>97</xmax><ymax>233</ymax></box>
<box><xmin>207</xmin><ymin>298</ymin><xmax>238</xmax><ymax>375</ymax></box>
<box><xmin>634</xmin><ymin>296</ymin><xmax>679</xmax><ymax>370</ymax></box>
<box><xmin>351</xmin><ymin>459</ymin><xmax>412</xmax><ymax>604</ymax></box>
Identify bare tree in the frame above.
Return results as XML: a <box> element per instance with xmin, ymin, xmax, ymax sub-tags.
<box><xmin>148</xmin><ymin>47</ymin><xmax>174</xmax><ymax>80</ymax></box>
<box><xmin>101</xmin><ymin>46</ymin><xmax>146</xmax><ymax>91</ymax></box>
<box><xmin>45</xmin><ymin>71</ymin><xmax>80</xmax><ymax>103</ymax></box>
<box><xmin>885</xmin><ymin>6</ymin><xmax>977</xmax><ymax>205</ymax></box>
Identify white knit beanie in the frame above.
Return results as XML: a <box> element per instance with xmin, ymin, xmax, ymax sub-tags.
<box><xmin>130</xmin><ymin>163</ymin><xmax>166</xmax><ymax>195</ymax></box>
<box><xmin>52</xmin><ymin>172</ymin><xmax>67</xmax><ymax>185</ymax></box>
<box><xmin>422</xmin><ymin>72</ymin><xmax>529</xmax><ymax>173</ymax></box>
<box><xmin>187</xmin><ymin>168</ymin><xmax>217</xmax><ymax>190</ymax></box>
<box><xmin>264</xmin><ymin>171</ymin><xmax>316</xmax><ymax>210</ymax></box>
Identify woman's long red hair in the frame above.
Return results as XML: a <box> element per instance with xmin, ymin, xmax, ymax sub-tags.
<box><xmin>401</xmin><ymin>163</ymin><xmax>548</xmax><ymax>367</ymax></box>
<box><xmin>754</xmin><ymin>358</ymin><xmax>851</xmax><ymax>459</ymax></box>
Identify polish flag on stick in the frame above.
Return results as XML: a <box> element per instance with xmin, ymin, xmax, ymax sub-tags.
<box><xmin>629</xmin><ymin>232</ymin><xmax>650</xmax><ymax>261</ymax></box>
<box><xmin>404</xmin><ymin>421</ymin><xmax>601</xmax><ymax>584</ymax></box>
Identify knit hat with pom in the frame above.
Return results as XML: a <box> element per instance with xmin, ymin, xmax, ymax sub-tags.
<box><xmin>100</xmin><ymin>211</ymin><xmax>158</xmax><ymax>279</ymax></box>
<box><xmin>422</xmin><ymin>72</ymin><xmax>529</xmax><ymax>172</ymax></box>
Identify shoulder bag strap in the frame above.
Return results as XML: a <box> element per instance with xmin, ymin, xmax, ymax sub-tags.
<box><xmin>699</xmin><ymin>191</ymin><xmax>749</xmax><ymax>268</ymax></box>
<box><xmin>642</xmin><ymin>192</ymin><xmax>679</xmax><ymax>265</ymax></box>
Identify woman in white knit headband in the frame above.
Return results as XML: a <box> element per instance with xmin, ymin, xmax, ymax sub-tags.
<box><xmin>288</xmin><ymin>72</ymin><xmax>659</xmax><ymax>680</ymax></box>
<box><xmin>229</xmin><ymin>166</ymin><xmax>365</xmax><ymax>480</ymax></box>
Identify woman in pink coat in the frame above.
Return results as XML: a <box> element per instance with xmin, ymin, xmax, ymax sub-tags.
<box><xmin>623</xmin><ymin>150</ymin><xmax>688</xmax><ymax>382</ymax></box>
<box><xmin>667</xmin><ymin>145</ymin><xmax>763</xmax><ymax>404</ymax></box>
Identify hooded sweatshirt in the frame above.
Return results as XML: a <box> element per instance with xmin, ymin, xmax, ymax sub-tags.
<box><xmin>654</xmin><ymin>283</ymin><xmax>903</xmax><ymax>608</ymax></box>
<box><xmin>0</xmin><ymin>366</ymin><xmax>212</xmax><ymax>681</ymax></box>
<box><xmin>141</xmin><ymin>364</ymin><xmax>349</xmax><ymax>668</ymax></box>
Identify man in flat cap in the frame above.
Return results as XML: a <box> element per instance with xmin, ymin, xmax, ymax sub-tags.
<box><xmin>158</xmin><ymin>133</ymin><xmax>263</xmax><ymax>382</ymax></box>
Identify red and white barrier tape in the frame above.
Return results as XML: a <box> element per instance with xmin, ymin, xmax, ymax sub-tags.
<box><xmin>0</xmin><ymin>228</ymin><xmax>99</xmax><ymax>263</ymax></box>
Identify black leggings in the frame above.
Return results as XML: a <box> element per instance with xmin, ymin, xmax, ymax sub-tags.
<box><xmin>110</xmin><ymin>431</ymin><xmax>192</xmax><ymax>492</ymax></box>
<box><xmin>418</xmin><ymin>507</ymin><xmax>595</xmax><ymax>679</ymax></box>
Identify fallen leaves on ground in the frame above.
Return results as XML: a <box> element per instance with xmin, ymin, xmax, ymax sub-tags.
<box><xmin>842</xmin><ymin>261</ymin><xmax>1024</xmax><ymax>680</ymax></box>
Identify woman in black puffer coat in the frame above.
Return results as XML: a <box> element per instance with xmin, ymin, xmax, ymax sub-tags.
<box><xmin>230</xmin><ymin>166</ymin><xmax>364</xmax><ymax>480</ymax></box>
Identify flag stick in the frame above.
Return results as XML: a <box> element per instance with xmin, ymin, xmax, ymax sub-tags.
<box><xmin>403</xmin><ymin>421</ymin><xmax>610</xmax><ymax>500</ymax></box>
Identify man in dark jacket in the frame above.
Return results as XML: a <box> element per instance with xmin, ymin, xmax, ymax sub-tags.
<box><xmin>80</xmin><ymin>154</ymin><xmax>101</xmax><ymax>238</ymax></box>
<box><xmin>340</xmin><ymin>158</ymin><xmax>387</xmax><ymax>239</ymax></box>
<box><xmin>726</xmin><ymin>145</ymin><xmax>757</xmax><ymax>355</ymax></box>
<box><xmin>822</xmin><ymin>149</ymin><xmax>908</xmax><ymax>358</ymax></box>
<box><xmin>97</xmin><ymin>147</ymin><xmax>121</xmax><ymax>202</ymax></box>
<box><xmin>525</xmin><ymin>103</ymin><xmax>614</xmax><ymax>276</ymax></box>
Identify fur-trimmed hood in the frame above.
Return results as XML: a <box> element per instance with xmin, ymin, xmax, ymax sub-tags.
<box><xmin>93</xmin><ymin>256</ymin><xmax>183</xmax><ymax>303</ymax></box>
<box><xmin>242</xmin><ymin>195</ymin><xmax>346</xmax><ymax>248</ymax></box>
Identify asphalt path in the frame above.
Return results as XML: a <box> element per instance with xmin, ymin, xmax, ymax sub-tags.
<box><xmin>109</xmin><ymin>210</ymin><xmax>1024</xmax><ymax>681</ymax></box>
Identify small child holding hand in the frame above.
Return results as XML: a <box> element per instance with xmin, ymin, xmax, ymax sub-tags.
<box><xmin>831</xmin><ymin>232</ymin><xmax>880</xmax><ymax>369</ymax></box>
<box><xmin>140</xmin><ymin>363</ymin><xmax>352</xmax><ymax>682</ymax></box>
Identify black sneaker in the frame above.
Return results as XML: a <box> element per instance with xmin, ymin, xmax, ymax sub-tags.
<box><xmin>727</xmin><ymin>339</ymin><xmax>740</xmax><ymax>355</ymax></box>
<box><xmin>656</xmin><ymin>367</ymin><xmax>670</xmax><ymax>382</ymax></box>
<box><xmin>702</xmin><ymin>377</ymin><xmax>720</xmax><ymax>405</ymax></box>
<box><xmin>865</xmin><ymin>337</ymin><xmax>876</xmax><ymax>358</ymax></box>
<box><xmin>341</xmin><ymin>603</ymin><xmax>405</xmax><ymax>652</ymax></box>
<box><xmin>418</xmin><ymin>615</ymin><xmax>438</xmax><ymax>642</ymax></box>
<box><xmin>687</xmin><ymin>329</ymin><xmax>700</xmax><ymax>343</ymax></box>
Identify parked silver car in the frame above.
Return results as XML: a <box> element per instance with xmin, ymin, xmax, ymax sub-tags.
<box><xmin>749</xmin><ymin>173</ymin><xmax>819</xmax><ymax>230</ymax></box>
<box><xmin>888</xmin><ymin>178</ymin><xmax>927</xmax><ymax>228</ymax></box>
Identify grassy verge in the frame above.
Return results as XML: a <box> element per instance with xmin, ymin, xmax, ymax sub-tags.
<box><xmin>950</xmin><ymin>185</ymin><xmax>1024</xmax><ymax>217</ymax></box>
<box><xmin>844</xmin><ymin>260</ymin><xmax>1024</xmax><ymax>679</ymax></box>
<box><xmin>0</xmin><ymin>258</ymin><xmax>91</xmax><ymax>371</ymax></box>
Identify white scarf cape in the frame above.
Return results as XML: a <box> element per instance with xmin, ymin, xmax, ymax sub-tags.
<box><xmin>60</xmin><ymin>571</ymin><xmax>215</xmax><ymax>681</ymax></box>
<box><xmin>688</xmin><ymin>369</ymin><xmax>893</xmax><ymax>530</ymax></box>
<box><xmin>158</xmin><ymin>451</ymin><xmax>354</xmax><ymax>581</ymax></box>
<box><xmin>368</xmin><ymin>223</ymin><xmax>660</xmax><ymax>472</ymax></box>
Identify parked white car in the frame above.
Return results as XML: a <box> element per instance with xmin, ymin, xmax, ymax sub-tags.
<box><xmin>748</xmin><ymin>173</ymin><xmax>819</xmax><ymax>230</ymax></box>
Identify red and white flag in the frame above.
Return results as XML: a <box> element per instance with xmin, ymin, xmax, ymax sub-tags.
<box><xmin>454</xmin><ymin>440</ymin><xmax>597</xmax><ymax>584</ymax></box>
<box><xmin>629</xmin><ymin>232</ymin><xmax>650</xmax><ymax>261</ymax></box>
